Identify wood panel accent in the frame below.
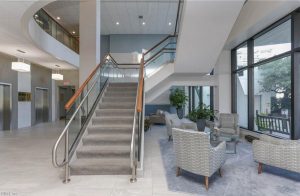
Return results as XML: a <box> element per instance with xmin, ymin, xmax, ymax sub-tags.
<box><xmin>137</xmin><ymin>56</ymin><xmax>144</xmax><ymax>113</ymax></box>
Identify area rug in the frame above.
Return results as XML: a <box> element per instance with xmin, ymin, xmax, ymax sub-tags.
<box><xmin>159</xmin><ymin>139</ymin><xmax>300</xmax><ymax>196</ymax></box>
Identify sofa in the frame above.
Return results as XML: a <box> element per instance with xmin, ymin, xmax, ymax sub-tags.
<box><xmin>149</xmin><ymin>109</ymin><xmax>165</xmax><ymax>125</ymax></box>
<box><xmin>253</xmin><ymin>134</ymin><xmax>300</xmax><ymax>174</ymax></box>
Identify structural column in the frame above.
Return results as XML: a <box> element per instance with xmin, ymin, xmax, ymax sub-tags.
<box><xmin>79</xmin><ymin>0</ymin><xmax>101</xmax><ymax>85</ymax></box>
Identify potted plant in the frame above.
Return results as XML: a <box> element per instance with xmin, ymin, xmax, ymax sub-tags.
<box><xmin>169</xmin><ymin>89</ymin><xmax>188</xmax><ymax>119</ymax></box>
<box><xmin>188</xmin><ymin>104</ymin><xmax>214</xmax><ymax>131</ymax></box>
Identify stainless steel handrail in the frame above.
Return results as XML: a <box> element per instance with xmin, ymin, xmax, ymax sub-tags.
<box><xmin>52</xmin><ymin>67</ymin><xmax>105</xmax><ymax>183</ymax></box>
<box><xmin>129</xmin><ymin>64</ymin><xmax>141</xmax><ymax>183</ymax></box>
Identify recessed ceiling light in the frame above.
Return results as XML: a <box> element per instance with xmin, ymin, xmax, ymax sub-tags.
<box><xmin>116</xmin><ymin>22</ymin><xmax>120</xmax><ymax>25</ymax></box>
<box><xmin>168</xmin><ymin>22</ymin><xmax>172</xmax><ymax>26</ymax></box>
<box><xmin>72</xmin><ymin>31</ymin><xmax>76</xmax><ymax>34</ymax></box>
<box><xmin>142</xmin><ymin>22</ymin><xmax>146</xmax><ymax>26</ymax></box>
<box><xmin>17</xmin><ymin>49</ymin><xmax>26</xmax><ymax>54</ymax></box>
<box><xmin>56</xmin><ymin>16</ymin><xmax>61</xmax><ymax>20</ymax></box>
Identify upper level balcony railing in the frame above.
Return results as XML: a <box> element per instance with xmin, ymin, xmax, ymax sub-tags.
<box><xmin>34</xmin><ymin>9</ymin><xmax>79</xmax><ymax>54</ymax></box>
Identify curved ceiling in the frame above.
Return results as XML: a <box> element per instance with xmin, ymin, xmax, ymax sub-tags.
<box><xmin>0</xmin><ymin>1</ymin><xmax>78</xmax><ymax>70</ymax></box>
<box><xmin>43</xmin><ymin>0</ymin><xmax>179</xmax><ymax>35</ymax></box>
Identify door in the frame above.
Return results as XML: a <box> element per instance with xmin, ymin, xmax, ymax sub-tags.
<box><xmin>35</xmin><ymin>88</ymin><xmax>49</xmax><ymax>124</ymax></box>
<box><xmin>59</xmin><ymin>86</ymin><xmax>75</xmax><ymax>119</ymax></box>
<box><xmin>0</xmin><ymin>83</ymin><xmax>11</xmax><ymax>130</ymax></box>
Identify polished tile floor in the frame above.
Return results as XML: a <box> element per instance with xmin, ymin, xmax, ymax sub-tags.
<box><xmin>0</xmin><ymin>122</ymin><xmax>192</xmax><ymax>196</ymax></box>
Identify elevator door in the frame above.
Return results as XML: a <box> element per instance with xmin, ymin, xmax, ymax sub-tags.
<box><xmin>35</xmin><ymin>88</ymin><xmax>49</xmax><ymax>124</ymax></box>
<box><xmin>0</xmin><ymin>83</ymin><xmax>11</xmax><ymax>130</ymax></box>
<box><xmin>59</xmin><ymin>86</ymin><xmax>75</xmax><ymax>119</ymax></box>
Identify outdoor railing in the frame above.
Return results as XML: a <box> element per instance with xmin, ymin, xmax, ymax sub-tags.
<box><xmin>256</xmin><ymin>111</ymin><xmax>291</xmax><ymax>136</ymax></box>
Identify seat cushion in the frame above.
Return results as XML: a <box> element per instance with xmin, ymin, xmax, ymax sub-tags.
<box><xmin>220</xmin><ymin>128</ymin><xmax>236</xmax><ymax>135</ymax></box>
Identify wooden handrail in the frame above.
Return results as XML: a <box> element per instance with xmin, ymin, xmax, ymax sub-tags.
<box><xmin>65</xmin><ymin>53</ymin><xmax>143</xmax><ymax>110</ymax></box>
<box><xmin>65</xmin><ymin>63</ymin><xmax>101</xmax><ymax>110</ymax></box>
<box><xmin>144</xmin><ymin>35</ymin><xmax>174</xmax><ymax>56</ymax></box>
<box><xmin>137</xmin><ymin>56</ymin><xmax>145</xmax><ymax>113</ymax></box>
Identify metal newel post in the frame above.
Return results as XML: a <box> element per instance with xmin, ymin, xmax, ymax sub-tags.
<box><xmin>63</xmin><ymin>129</ymin><xmax>70</xmax><ymax>183</ymax></box>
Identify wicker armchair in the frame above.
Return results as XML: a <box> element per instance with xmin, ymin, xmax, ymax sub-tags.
<box><xmin>215</xmin><ymin>113</ymin><xmax>240</xmax><ymax>138</ymax></box>
<box><xmin>172</xmin><ymin>128</ymin><xmax>226</xmax><ymax>190</ymax></box>
<box><xmin>165</xmin><ymin>112</ymin><xmax>197</xmax><ymax>141</ymax></box>
<box><xmin>253</xmin><ymin>134</ymin><xmax>300</xmax><ymax>174</ymax></box>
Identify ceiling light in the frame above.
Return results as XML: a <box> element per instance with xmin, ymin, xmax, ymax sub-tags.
<box><xmin>116</xmin><ymin>22</ymin><xmax>120</xmax><ymax>25</ymax></box>
<box><xmin>17</xmin><ymin>49</ymin><xmax>26</xmax><ymax>54</ymax></box>
<box><xmin>11</xmin><ymin>62</ymin><xmax>31</xmax><ymax>72</ymax></box>
<box><xmin>52</xmin><ymin>73</ymin><xmax>63</xmax><ymax>81</ymax></box>
<box><xmin>168</xmin><ymin>22</ymin><xmax>172</xmax><ymax>26</ymax></box>
<box><xmin>142</xmin><ymin>22</ymin><xmax>146</xmax><ymax>26</ymax></box>
<box><xmin>72</xmin><ymin>31</ymin><xmax>76</xmax><ymax>34</ymax></box>
<box><xmin>56</xmin><ymin>16</ymin><xmax>61</xmax><ymax>20</ymax></box>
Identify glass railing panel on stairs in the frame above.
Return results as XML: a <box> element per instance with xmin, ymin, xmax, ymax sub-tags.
<box><xmin>143</xmin><ymin>36</ymin><xmax>177</xmax><ymax>62</ymax></box>
<box><xmin>145</xmin><ymin>51</ymin><xmax>176</xmax><ymax>78</ymax></box>
<box><xmin>65</xmin><ymin>63</ymin><xmax>111</xmax><ymax>152</ymax></box>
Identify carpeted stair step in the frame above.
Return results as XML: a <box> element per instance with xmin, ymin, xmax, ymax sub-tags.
<box><xmin>88</xmin><ymin>125</ymin><xmax>132</xmax><ymax>134</ymax></box>
<box><xmin>99</xmin><ymin>102</ymin><xmax>135</xmax><ymax>109</ymax></box>
<box><xmin>102</xmin><ymin>97</ymin><xmax>136</xmax><ymax>103</ymax></box>
<box><xmin>76</xmin><ymin>145</ymin><xmax>130</xmax><ymax>159</ymax></box>
<box><xmin>82</xmin><ymin>134</ymin><xmax>131</xmax><ymax>146</ymax></box>
<box><xmin>104</xmin><ymin>91</ymin><xmax>136</xmax><ymax>97</ymax></box>
<box><xmin>70</xmin><ymin>158</ymin><xmax>131</xmax><ymax>175</ymax></box>
<box><xmin>106</xmin><ymin>86</ymin><xmax>137</xmax><ymax>91</ymax></box>
<box><xmin>92</xmin><ymin>116</ymin><xmax>133</xmax><ymax>125</ymax></box>
<box><xmin>109</xmin><ymin>83</ymin><xmax>137</xmax><ymax>87</ymax></box>
<box><xmin>95</xmin><ymin>109</ymin><xmax>135</xmax><ymax>116</ymax></box>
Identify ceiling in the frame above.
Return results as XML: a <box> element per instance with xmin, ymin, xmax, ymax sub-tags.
<box><xmin>0</xmin><ymin>1</ymin><xmax>77</xmax><ymax>70</ymax></box>
<box><xmin>43</xmin><ymin>0</ymin><xmax>179</xmax><ymax>36</ymax></box>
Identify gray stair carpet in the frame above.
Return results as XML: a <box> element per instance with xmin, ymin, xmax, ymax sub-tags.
<box><xmin>70</xmin><ymin>82</ymin><xmax>137</xmax><ymax>175</ymax></box>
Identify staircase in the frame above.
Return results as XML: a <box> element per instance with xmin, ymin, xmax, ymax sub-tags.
<box><xmin>70</xmin><ymin>82</ymin><xmax>137</xmax><ymax>175</ymax></box>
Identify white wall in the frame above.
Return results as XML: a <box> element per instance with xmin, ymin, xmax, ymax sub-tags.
<box><xmin>17</xmin><ymin>72</ymin><xmax>31</xmax><ymax>128</ymax></box>
<box><xmin>226</xmin><ymin>1</ymin><xmax>300</xmax><ymax>49</ymax></box>
<box><xmin>214</xmin><ymin>50</ymin><xmax>231</xmax><ymax>113</ymax></box>
<box><xmin>79</xmin><ymin>0</ymin><xmax>101</xmax><ymax>85</ymax></box>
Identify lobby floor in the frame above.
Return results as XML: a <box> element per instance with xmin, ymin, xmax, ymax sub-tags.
<box><xmin>0</xmin><ymin>122</ymin><xmax>191</xmax><ymax>196</ymax></box>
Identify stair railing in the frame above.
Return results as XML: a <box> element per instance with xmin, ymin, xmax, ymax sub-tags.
<box><xmin>52</xmin><ymin>54</ymin><xmax>139</xmax><ymax>183</ymax></box>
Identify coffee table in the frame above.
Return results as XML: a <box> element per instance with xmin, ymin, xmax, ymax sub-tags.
<box><xmin>218</xmin><ymin>135</ymin><xmax>238</xmax><ymax>154</ymax></box>
<box><xmin>210</xmin><ymin>132</ymin><xmax>238</xmax><ymax>154</ymax></box>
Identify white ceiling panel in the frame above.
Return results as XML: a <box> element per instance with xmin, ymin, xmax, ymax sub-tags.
<box><xmin>43</xmin><ymin>0</ymin><xmax>179</xmax><ymax>35</ymax></box>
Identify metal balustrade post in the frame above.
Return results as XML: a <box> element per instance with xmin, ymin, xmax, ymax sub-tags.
<box><xmin>63</xmin><ymin>129</ymin><xmax>70</xmax><ymax>183</ymax></box>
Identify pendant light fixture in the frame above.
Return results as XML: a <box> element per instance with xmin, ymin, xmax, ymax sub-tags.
<box><xmin>52</xmin><ymin>66</ymin><xmax>63</xmax><ymax>81</ymax></box>
<box><xmin>11</xmin><ymin>58</ymin><xmax>31</xmax><ymax>72</ymax></box>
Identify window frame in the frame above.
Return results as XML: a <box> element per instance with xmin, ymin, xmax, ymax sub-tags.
<box><xmin>231</xmin><ymin>14</ymin><xmax>296</xmax><ymax>139</ymax></box>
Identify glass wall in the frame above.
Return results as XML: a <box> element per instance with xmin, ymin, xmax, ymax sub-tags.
<box><xmin>254</xmin><ymin>56</ymin><xmax>291</xmax><ymax>135</ymax></box>
<box><xmin>232</xmin><ymin>18</ymin><xmax>292</xmax><ymax>139</ymax></box>
<box><xmin>254</xmin><ymin>20</ymin><xmax>291</xmax><ymax>63</ymax></box>
<box><xmin>34</xmin><ymin>9</ymin><xmax>79</xmax><ymax>53</ymax></box>
<box><xmin>236</xmin><ymin>70</ymin><xmax>248</xmax><ymax>128</ymax></box>
<box><xmin>186</xmin><ymin>86</ymin><xmax>213</xmax><ymax>113</ymax></box>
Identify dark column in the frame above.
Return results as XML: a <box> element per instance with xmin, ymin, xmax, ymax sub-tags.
<box><xmin>247</xmin><ymin>39</ymin><xmax>255</xmax><ymax>131</ymax></box>
<box><xmin>292</xmin><ymin>10</ymin><xmax>300</xmax><ymax>139</ymax></box>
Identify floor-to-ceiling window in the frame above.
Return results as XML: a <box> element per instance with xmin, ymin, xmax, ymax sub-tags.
<box><xmin>232</xmin><ymin>16</ymin><xmax>294</xmax><ymax>139</ymax></box>
<box><xmin>186</xmin><ymin>86</ymin><xmax>214</xmax><ymax>113</ymax></box>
